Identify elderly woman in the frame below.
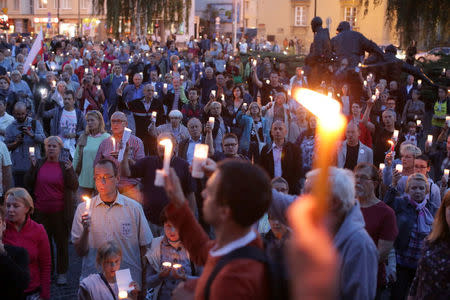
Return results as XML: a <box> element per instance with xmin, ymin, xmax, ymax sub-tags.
<box><xmin>24</xmin><ymin>136</ymin><xmax>78</xmax><ymax>285</ymax></box>
<box><xmin>236</xmin><ymin>101</ymin><xmax>271</xmax><ymax>161</ymax></box>
<box><xmin>73</xmin><ymin>110</ymin><xmax>110</xmax><ymax>199</ymax></box>
<box><xmin>384</xmin><ymin>173</ymin><xmax>437</xmax><ymax>300</ymax></box>
<box><xmin>3</xmin><ymin>187</ymin><xmax>51</xmax><ymax>299</ymax></box>
<box><xmin>149</xmin><ymin>109</ymin><xmax>190</xmax><ymax>145</ymax></box>
<box><xmin>78</xmin><ymin>241</ymin><xmax>139</xmax><ymax>300</ymax></box>
<box><xmin>408</xmin><ymin>191</ymin><xmax>450</xmax><ymax>299</ymax></box>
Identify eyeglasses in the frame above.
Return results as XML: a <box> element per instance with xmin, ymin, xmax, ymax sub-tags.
<box><xmin>111</xmin><ymin>119</ymin><xmax>126</xmax><ymax>124</ymax></box>
<box><xmin>223</xmin><ymin>143</ymin><xmax>237</xmax><ymax>147</ymax></box>
<box><xmin>94</xmin><ymin>175</ymin><xmax>115</xmax><ymax>183</ymax></box>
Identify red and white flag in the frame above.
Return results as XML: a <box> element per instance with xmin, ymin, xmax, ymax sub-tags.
<box><xmin>23</xmin><ymin>29</ymin><xmax>44</xmax><ymax>75</ymax></box>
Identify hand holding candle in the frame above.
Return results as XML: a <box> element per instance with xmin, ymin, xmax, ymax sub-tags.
<box><xmin>82</xmin><ymin>195</ymin><xmax>92</xmax><ymax>215</ymax></box>
<box><xmin>427</xmin><ymin>135</ymin><xmax>433</xmax><ymax>146</ymax></box>
<box><xmin>192</xmin><ymin>144</ymin><xmax>209</xmax><ymax>178</ymax></box>
<box><xmin>29</xmin><ymin>147</ymin><xmax>35</xmax><ymax>157</ymax></box>
<box><xmin>208</xmin><ymin>117</ymin><xmax>215</xmax><ymax>128</ymax></box>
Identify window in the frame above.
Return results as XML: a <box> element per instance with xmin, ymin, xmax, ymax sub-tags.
<box><xmin>294</xmin><ymin>6</ymin><xmax>306</xmax><ymax>27</ymax></box>
<box><xmin>54</xmin><ymin>0</ymin><xmax>71</xmax><ymax>9</ymax></box>
<box><xmin>38</xmin><ymin>0</ymin><xmax>47</xmax><ymax>8</ymax></box>
<box><xmin>345</xmin><ymin>7</ymin><xmax>357</xmax><ymax>28</ymax></box>
<box><xmin>14</xmin><ymin>0</ymin><xmax>20</xmax><ymax>10</ymax></box>
<box><xmin>81</xmin><ymin>0</ymin><xmax>90</xmax><ymax>9</ymax></box>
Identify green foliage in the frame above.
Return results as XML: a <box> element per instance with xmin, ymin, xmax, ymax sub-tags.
<box><xmin>92</xmin><ymin>0</ymin><xmax>192</xmax><ymax>36</ymax></box>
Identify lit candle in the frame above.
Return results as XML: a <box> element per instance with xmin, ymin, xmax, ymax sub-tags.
<box><xmin>266</xmin><ymin>80</ymin><xmax>270</xmax><ymax>85</ymax></box>
<box><xmin>427</xmin><ymin>135</ymin><xmax>433</xmax><ymax>145</ymax></box>
<box><xmin>208</xmin><ymin>117</ymin><xmax>215</xmax><ymax>127</ymax></box>
<box><xmin>243</xmin><ymin>103</ymin><xmax>248</xmax><ymax>110</ymax></box>
<box><xmin>253</xmin><ymin>60</ymin><xmax>257</xmax><ymax>67</ymax></box>
<box><xmin>379</xmin><ymin>163</ymin><xmax>385</xmax><ymax>171</ymax></box>
<box><xmin>180</xmin><ymin>75</ymin><xmax>184</xmax><ymax>80</ymax></box>
<box><xmin>301</xmin><ymin>70</ymin><xmax>304</xmax><ymax>75</ymax></box>
<box><xmin>52</xmin><ymin>80</ymin><xmax>56</xmax><ymax>88</ymax></box>
<box><xmin>211</xmin><ymin>90</ymin><xmax>216</xmax><ymax>97</ymax></box>
<box><xmin>444</xmin><ymin>169</ymin><xmax>450</xmax><ymax>176</ymax></box>
<box><xmin>292</xmin><ymin>88</ymin><xmax>347</xmax><ymax>219</ymax></box>
<box><xmin>163</xmin><ymin>83</ymin><xmax>168</xmax><ymax>89</ymax></box>
<box><xmin>152</xmin><ymin>111</ymin><xmax>157</xmax><ymax>121</ymax></box>
<box><xmin>96</xmin><ymin>85</ymin><xmax>101</xmax><ymax>91</ymax></box>
<box><xmin>416</xmin><ymin>119</ymin><xmax>421</xmax><ymax>126</ymax></box>
<box><xmin>29</xmin><ymin>147</ymin><xmax>35</xmax><ymax>156</ymax></box>
<box><xmin>446</xmin><ymin>116</ymin><xmax>450</xmax><ymax>126</ymax></box>
<box><xmin>111</xmin><ymin>137</ymin><xmax>116</xmax><ymax>152</ymax></box>
<box><xmin>417</xmin><ymin>79</ymin><xmax>422</xmax><ymax>86</ymax></box>
<box><xmin>84</xmin><ymin>67</ymin><xmax>88</xmax><ymax>73</ymax></box>
<box><xmin>118</xmin><ymin>291</ymin><xmax>128</xmax><ymax>299</ymax></box>
<box><xmin>363</xmin><ymin>80</ymin><xmax>367</xmax><ymax>87</ymax></box>
<box><xmin>395</xmin><ymin>164</ymin><xmax>403</xmax><ymax>173</ymax></box>
<box><xmin>125</xmin><ymin>75</ymin><xmax>129</xmax><ymax>81</ymax></box>
<box><xmin>173</xmin><ymin>263</ymin><xmax>182</xmax><ymax>269</ymax></box>
<box><xmin>82</xmin><ymin>195</ymin><xmax>91</xmax><ymax>215</ymax></box>
<box><xmin>160</xmin><ymin>139</ymin><xmax>173</xmax><ymax>174</ymax></box>
<box><xmin>269</xmin><ymin>95</ymin><xmax>273</xmax><ymax>102</ymax></box>
<box><xmin>388</xmin><ymin>140</ymin><xmax>395</xmax><ymax>152</ymax></box>
<box><xmin>192</xmin><ymin>144</ymin><xmax>209</xmax><ymax>178</ymax></box>
<box><xmin>443</xmin><ymin>68</ymin><xmax>446</xmax><ymax>75</ymax></box>
<box><xmin>221</xmin><ymin>94</ymin><xmax>225</xmax><ymax>101</ymax></box>
<box><xmin>162</xmin><ymin>261</ymin><xmax>172</xmax><ymax>268</ymax></box>
<box><xmin>393</xmin><ymin>130</ymin><xmax>399</xmax><ymax>140</ymax></box>
<box><xmin>199</xmin><ymin>72</ymin><xmax>203</xmax><ymax>77</ymax></box>
<box><xmin>177</xmin><ymin>63</ymin><xmax>181</xmax><ymax>68</ymax></box>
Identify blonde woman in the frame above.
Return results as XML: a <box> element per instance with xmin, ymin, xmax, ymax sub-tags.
<box><xmin>3</xmin><ymin>187</ymin><xmax>51</xmax><ymax>299</ymax></box>
<box><xmin>78</xmin><ymin>241</ymin><xmax>139</xmax><ymax>300</ymax></box>
<box><xmin>73</xmin><ymin>110</ymin><xmax>110</xmax><ymax>199</ymax></box>
<box><xmin>24</xmin><ymin>136</ymin><xmax>79</xmax><ymax>285</ymax></box>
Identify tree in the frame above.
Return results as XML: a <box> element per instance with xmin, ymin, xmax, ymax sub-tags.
<box><xmin>92</xmin><ymin>0</ymin><xmax>192</xmax><ymax>39</ymax></box>
<box><xmin>360</xmin><ymin>0</ymin><xmax>449</xmax><ymax>48</ymax></box>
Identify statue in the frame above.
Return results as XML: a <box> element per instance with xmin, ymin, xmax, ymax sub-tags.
<box><xmin>331</xmin><ymin>21</ymin><xmax>385</xmax><ymax>68</ymax></box>
<box><xmin>305</xmin><ymin>17</ymin><xmax>332</xmax><ymax>88</ymax></box>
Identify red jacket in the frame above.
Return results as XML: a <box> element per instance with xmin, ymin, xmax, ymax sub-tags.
<box><xmin>3</xmin><ymin>217</ymin><xmax>51</xmax><ymax>299</ymax></box>
<box><xmin>166</xmin><ymin>202</ymin><xmax>270</xmax><ymax>300</ymax></box>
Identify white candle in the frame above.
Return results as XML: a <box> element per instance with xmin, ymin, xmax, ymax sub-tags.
<box><xmin>417</xmin><ymin>79</ymin><xmax>422</xmax><ymax>86</ymax></box>
<box><xmin>29</xmin><ymin>147</ymin><xmax>35</xmax><ymax>156</ymax></box>
<box><xmin>118</xmin><ymin>291</ymin><xmax>128</xmax><ymax>299</ymax></box>
<box><xmin>444</xmin><ymin>169</ymin><xmax>449</xmax><ymax>176</ymax></box>
<box><xmin>82</xmin><ymin>195</ymin><xmax>91</xmax><ymax>214</ymax></box>
<box><xmin>269</xmin><ymin>95</ymin><xmax>273</xmax><ymax>102</ymax></box>
<box><xmin>253</xmin><ymin>60</ymin><xmax>257</xmax><ymax>67</ymax></box>
<box><xmin>152</xmin><ymin>111</ymin><xmax>157</xmax><ymax>120</ymax></box>
<box><xmin>111</xmin><ymin>137</ymin><xmax>116</xmax><ymax>152</ymax></box>
<box><xmin>395</xmin><ymin>164</ymin><xmax>403</xmax><ymax>173</ymax></box>
<box><xmin>160</xmin><ymin>139</ymin><xmax>173</xmax><ymax>173</ymax></box>
<box><xmin>162</xmin><ymin>261</ymin><xmax>172</xmax><ymax>268</ymax></box>
<box><xmin>371</xmin><ymin>95</ymin><xmax>376</xmax><ymax>102</ymax></box>
<box><xmin>96</xmin><ymin>85</ymin><xmax>101</xmax><ymax>91</ymax></box>
<box><xmin>84</xmin><ymin>67</ymin><xmax>88</xmax><ymax>73</ymax></box>
<box><xmin>393</xmin><ymin>130</ymin><xmax>399</xmax><ymax>140</ymax></box>
<box><xmin>379</xmin><ymin>163</ymin><xmax>385</xmax><ymax>171</ymax></box>
<box><xmin>192</xmin><ymin>144</ymin><xmax>209</xmax><ymax>178</ymax></box>
<box><xmin>427</xmin><ymin>135</ymin><xmax>433</xmax><ymax>145</ymax></box>
<box><xmin>125</xmin><ymin>75</ymin><xmax>129</xmax><ymax>81</ymax></box>
<box><xmin>301</xmin><ymin>70</ymin><xmax>304</xmax><ymax>75</ymax></box>
<box><xmin>180</xmin><ymin>75</ymin><xmax>184</xmax><ymax>80</ymax></box>
<box><xmin>243</xmin><ymin>103</ymin><xmax>248</xmax><ymax>110</ymax></box>
<box><xmin>211</xmin><ymin>90</ymin><xmax>216</xmax><ymax>97</ymax></box>
<box><xmin>446</xmin><ymin>116</ymin><xmax>450</xmax><ymax>126</ymax></box>
<box><xmin>416</xmin><ymin>119</ymin><xmax>421</xmax><ymax>126</ymax></box>
<box><xmin>363</xmin><ymin>80</ymin><xmax>367</xmax><ymax>87</ymax></box>
<box><xmin>266</xmin><ymin>80</ymin><xmax>270</xmax><ymax>84</ymax></box>
<box><xmin>173</xmin><ymin>263</ymin><xmax>182</xmax><ymax>269</ymax></box>
<box><xmin>208</xmin><ymin>117</ymin><xmax>215</xmax><ymax>127</ymax></box>
<box><xmin>163</xmin><ymin>83</ymin><xmax>168</xmax><ymax>89</ymax></box>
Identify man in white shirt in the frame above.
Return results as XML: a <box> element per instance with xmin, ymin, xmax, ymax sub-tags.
<box><xmin>0</xmin><ymin>99</ymin><xmax>14</xmax><ymax>142</ymax></box>
<box><xmin>71</xmin><ymin>159</ymin><xmax>153</xmax><ymax>289</ymax></box>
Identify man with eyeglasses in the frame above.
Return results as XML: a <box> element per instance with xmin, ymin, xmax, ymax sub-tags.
<box><xmin>127</xmin><ymin>83</ymin><xmax>164</xmax><ymax>155</ymax></box>
<box><xmin>212</xmin><ymin>133</ymin><xmax>248</xmax><ymax>161</ymax></box>
<box><xmin>39</xmin><ymin>90</ymin><xmax>85</xmax><ymax>159</ymax></box>
<box><xmin>94</xmin><ymin>112</ymin><xmax>145</xmax><ymax>203</ymax></box>
<box><xmin>72</xmin><ymin>159</ymin><xmax>153</xmax><ymax>294</ymax></box>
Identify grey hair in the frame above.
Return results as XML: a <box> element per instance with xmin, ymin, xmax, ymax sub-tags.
<box><xmin>306</xmin><ymin>167</ymin><xmax>356</xmax><ymax>214</ymax></box>
<box><xmin>168</xmin><ymin>109</ymin><xmax>183</xmax><ymax>118</ymax></box>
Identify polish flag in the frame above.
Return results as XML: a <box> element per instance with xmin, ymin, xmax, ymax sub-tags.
<box><xmin>23</xmin><ymin>29</ymin><xmax>44</xmax><ymax>75</ymax></box>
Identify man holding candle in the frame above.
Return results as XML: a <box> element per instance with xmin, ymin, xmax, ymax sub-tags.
<box><xmin>127</xmin><ymin>84</ymin><xmax>164</xmax><ymax>155</ymax></box>
<box><xmin>259</xmin><ymin>121</ymin><xmax>303</xmax><ymax>194</ymax></box>
<box><xmin>5</xmin><ymin>102</ymin><xmax>46</xmax><ymax>187</ymax></box>
<box><xmin>162</xmin><ymin>160</ymin><xmax>272</xmax><ymax>300</ymax></box>
<box><xmin>120</xmin><ymin>132</ymin><xmax>196</xmax><ymax>232</ymax></box>
<box><xmin>94</xmin><ymin>112</ymin><xmax>145</xmax><ymax>203</ymax></box>
<box><xmin>71</xmin><ymin>159</ymin><xmax>153</xmax><ymax>292</ymax></box>
<box><xmin>178</xmin><ymin>118</ymin><xmax>214</xmax><ymax>165</ymax></box>
<box><xmin>121</xmin><ymin>73</ymin><xmax>145</xmax><ymax>133</ymax></box>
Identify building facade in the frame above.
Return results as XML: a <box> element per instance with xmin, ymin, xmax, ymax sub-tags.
<box><xmin>4</xmin><ymin>0</ymin><xmax>105</xmax><ymax>37</ymax></box>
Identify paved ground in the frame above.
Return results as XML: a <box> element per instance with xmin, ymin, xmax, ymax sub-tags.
<box><xmin>50</xmin><ymin>244</ymin><xmax>82</xmax><ymax>299</ymax></box>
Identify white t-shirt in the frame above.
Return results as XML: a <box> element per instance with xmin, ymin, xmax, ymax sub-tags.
<box><xmin>0</xmin><ymin>141</ymin><xmax>12</xmax><ymax>196</ymax></box>
<box><xmin>0</xmin><ymin>112</ymin><xmax>14</xmax><ymax>142</ymax></box>
<box><xmin>239</xmin><ymin>42</ymin><xmax>248</xmax><ymax>54</ymax></box>
<box><xmin>60</xmin><ymin>109</ymin><xmax>78</xmax><ymax>157</ymax></box>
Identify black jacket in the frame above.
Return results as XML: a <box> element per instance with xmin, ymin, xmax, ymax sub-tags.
<box><xmin>24</xmin><ymin>159</ymin><xmax>79</xmax><ymax>232</ymax></box>
<box><xmin>258</xmin><ymin>142</ymin><xmax>303</xmax><ymax>194</ymax></box>
<box><xmin>0</xmin><ymin>244</ymin><xmax>30</xmax><ymax>300</ymax></box>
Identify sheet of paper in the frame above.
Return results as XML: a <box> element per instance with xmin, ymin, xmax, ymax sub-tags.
<box><xmin>118</xmin><ymin>127</ymin><xmax>132</xmax><ymax>162</ymax></box>
<box><xmin>115</xmin><ymin>268</ymin><xmax>132</xmax><ymax>292</ymax></box>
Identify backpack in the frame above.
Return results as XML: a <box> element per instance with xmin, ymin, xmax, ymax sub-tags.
<box><xmin>204</xmin><ymin>245</ymin><xmax>290</xmax><ymax>300</ymax></box>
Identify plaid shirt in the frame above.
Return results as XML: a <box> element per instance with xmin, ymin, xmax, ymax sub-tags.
<box><xmin>397</xmin><ymin>222</ymin><xmax>427</xmax><ymax>269</ymax></box>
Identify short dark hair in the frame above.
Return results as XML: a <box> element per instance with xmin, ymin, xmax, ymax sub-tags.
<box><xmin>222</xmin><ymin>132</ymin><xmax>238</xmax><ymax>144</ymax></box>
<box><xmin>95</xmin><ymin>158</ymin><xmax>118</xmax><ymax>176</ymax></box>
<box><xmin>64</xmin><ymin>89</ymin><xmax>75</xmax><ymax>99</ymax></box>
<box><xmin>355</xmin><ymin>163</ymin><xmax>380</xmax><ymax>184</ymax></box>
<box><xmin>215</xmin><ymin>160</ymin><xmax>272</xmax><ymax>227</ymax></box>
<box><xmin>415</xmin><ymin>154</ymin><xmax>430</xmax><ymax>166</ymax></box>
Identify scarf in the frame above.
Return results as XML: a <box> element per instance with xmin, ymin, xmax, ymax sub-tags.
<box><xmin>409</xmin><ymin>197</ymin><xmax>434</xmax><ymax>234</ymax></box>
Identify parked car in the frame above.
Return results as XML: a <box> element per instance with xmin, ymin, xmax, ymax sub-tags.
<box><xmin>415</xmin><ymin>47</ymin><xmax>450</xmax><ymax>62</ymax></box>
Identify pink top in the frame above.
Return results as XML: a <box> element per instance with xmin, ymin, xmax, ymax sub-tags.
<box><xmin>35</xmin><ymin>161</ymin><xmax>65</xmax><ymax>213</ymax></box>
<box><xmin>3</xmin><ymin>217</ymin><xmax>51</xmax><ymax>299</ymax></box>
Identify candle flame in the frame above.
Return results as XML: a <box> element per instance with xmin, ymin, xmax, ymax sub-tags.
<box><xmin>159</xmin><ymin>139</ymin><xmax>173</xmax><ymax>148</ymax></box>
<box><xmin>388</xmin><ymin>140</ymin><xmax>394</xmax><ymax>147</ymax></box>
<box><xmin>173</xmin><ymin>263</ymin><xmax>182</xmax><ymax>269</ymax></box>
<box><xmin>194</xmin><ymin>144</ymin><xmax>209</xmax><ymax>159</ymax></box>
<box><xmin>82</xmin><ymin>196</ymin><xmax>91</xmax><ymax>210</ymax></box>
<box><xmin>118</xmin><ymin>290</ymin><xmax>128</xmax><ymax>299</ymax></box>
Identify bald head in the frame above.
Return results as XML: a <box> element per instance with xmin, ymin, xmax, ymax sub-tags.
<box><xmin>13</xmin><ymin>101</ymin><xmax>28</xmax><ymax>123</ymax></box>
<box><xmin>346</xmin><ymin>122</ymin><xmax>360</xmax><ymax>146</ymax></box>
<box><xmin>187</xmin><ymin>118</ymin><xmax>202</xmax><ymax>140</ymax></box>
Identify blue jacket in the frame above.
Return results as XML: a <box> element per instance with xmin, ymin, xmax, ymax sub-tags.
<box><xmin>384</xmin><ymin>187</ymin><xmax>437</xmax><ymax>252</ymax></box>
<box><xmin>236</xmin><ymin>111</ymin><xmax>271</xmax><ymax>152</ymax></box>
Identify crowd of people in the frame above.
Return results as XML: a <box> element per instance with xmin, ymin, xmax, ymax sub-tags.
<box><xmin>0</xmin><ymin>21</ymin><xmax>449</xmax><ymax>300</ymax></box>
